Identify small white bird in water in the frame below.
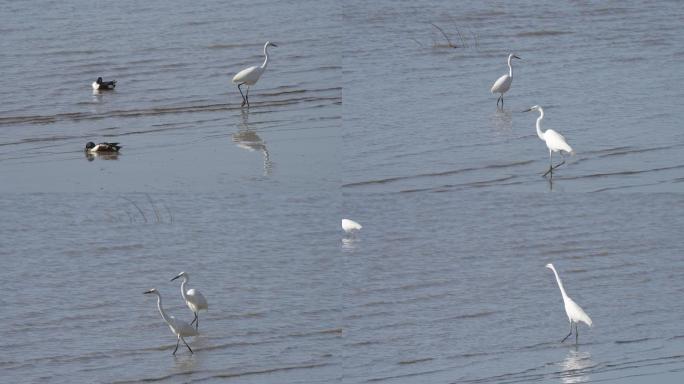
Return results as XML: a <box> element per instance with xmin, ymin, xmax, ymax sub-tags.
<box><xmin>342</xmin><ymin>219</ymin><xmax>362</xmax><ymax>234</ymax></box>
<box><xmin>524</xmin><ymin>105</ymin><xmax>574</xmax><ymax>177</ymax></box>
<box><xmin>92</xmin><ymin>77</ymin><xmax>116</xmax><ymax>90</ymax></box>
<box><xmin>546</xmin><ymin>263</ymin><xmax>592</xmax><ymax>345</ymax></box>
<box><xmin>232</xmin><ymin>41</ymin><xmax>277</xmax><ymax>107</ymax></box>
<box><xmin>143</xmin><ymin>289</ymin><xmax>198</xmax><ymax>355</ymax></box>
<box><xmin>171</xmin><ymin>272</ymin><xmax>208</xmax><ymax>331</ymax></box>
<box><xmin>491</xmin><ymin>53</ymin><xmax>521</xmax><ymax>107</ymax></box>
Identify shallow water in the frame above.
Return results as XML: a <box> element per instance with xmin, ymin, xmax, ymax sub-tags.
<box><xmin>341</xmin><ymin>192</ymin><xmax>684</xmax><ymax>383</ymax></box>
<box><xmin>0</xmin><ymin>0</ymin><xmax>341</xmax><ymax>193</ymax></box>
<box><xmin>2</xmin><ymin>0</ymin><xmax>684</xmax><ymax>383</ymax></box>
<box><xmin>0</xmin><ymin>192</ymin><xmax>342</xmax><ymax>383</ymax></box>
<box><xmin>342</xmin><ymin>0</ymin><xmax>684</xmax><ymax>194</ymax></box>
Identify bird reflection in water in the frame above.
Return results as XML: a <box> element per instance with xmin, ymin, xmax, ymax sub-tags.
<box><xmin>341</xmin><ymin>237</ymin><xmax>360</xmax><ymax>252</ymax></box>
<box><xmin>233</xmin><ymin>110</ymin><xmax>272</xmax><ymax>175</ymax></box>
<box><xmin>85</xmin><ymin>152</ymin><xmax>120</xmax><ymax>162</ymax></box>
<box><xmin>491</xmin><ymin>108</ymin><xmax>513</xmax><ymax>131</ymax></box>
<box><xmin>559</xmin><ymin>348</ymin><xmax>592</xmax><ymax>384</ymax></box>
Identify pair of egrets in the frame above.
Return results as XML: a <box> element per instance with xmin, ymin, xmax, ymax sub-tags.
<box><xmin>144</xmin><ymin>271</ymin><xmax>209</xmax><ymax>355</ymax></box>
<box><xmin>491</xmin><ymin>54</ymin><xmax>575</xmax><ymax>177</ymax></box>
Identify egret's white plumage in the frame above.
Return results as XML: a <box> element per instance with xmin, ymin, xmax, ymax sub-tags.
<box><xmin>341</xmin><ymin>219</ymin><xmax>362</xmax><ymax>234</ymax></box>
<box><xmin>232</xmin><ymin>41</ymin><xmax>277</xmax><ymax>107</ymax></box>
<box><xmin>171</xmin><ymin>272</ymin><xmax>208</xmax><ymax>331</ymax></box>
<box><xmin>143</xmin><ymin>289</ymin><xmax>198</xmax><ymax>354</ymax></box>
<box><xmin>491</xmin><ymin>53</ymin><xmax>520</xmax><ymax>107</ymax></box>
<box><xmin>525</xmin><ymin>105</ymin><xmax>574</xmax><ymax>176</ymax></box>
<box><xmin>546</xmin><ymin>263</ymin><xmax>592</xmax><ymax>344</ymax></box>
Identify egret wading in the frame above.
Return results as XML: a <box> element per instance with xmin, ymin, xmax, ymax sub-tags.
<box><xmin>341</xmin><ymin>219</ymin><xmax>362</xmax><ymax>234</ymax></box>
<box><xmin>524</xmin><ymin>105</ymin><xmax>574</xmax><ymax>177</ymax></box>
<box><xmin>232</xmin><ymin>41</ymin><xmax>277</xmax><ymax>107</ymax></box>
<box><xmin>171</xmin><ymin>272</ymin><xmax>208</xmax><ymax>330</ymax></box>
<box><xmin>491</xmin><ymin>53</ymin><xmax>521</xmax><ymax>107</ymax></box>
<box><xmin>546</xmin><ymin>264</ymin><xmax>593</xmax><ymax>345</ymax></box>
<box><xmin>143</xmin><ymin>289</ymin><xmax>198</xmax><ymax>355</ymax></box>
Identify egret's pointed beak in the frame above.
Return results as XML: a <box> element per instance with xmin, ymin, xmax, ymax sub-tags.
<box><xmin>143</xmin><ymin>289</ymin><xmax>154</xmax><ymax>294</ymax></box>
<box><xmin>513</xmin><ymin>55</ymin><xmax>521</xmax><ymax>60</ymax></box>
<box><xmin>270</xmin><ymin>43</ymin><xmax>278</xmax><ymax>47</ymax></box>
<box><xmin>171</xmin><ymin>275</ymin><xmax>181</xmax><ymax>282</ymax></box>
<box><xmin>522</xmin><ymin>108</ymin><xmax>532</xmax><ymax>112</ymax></box>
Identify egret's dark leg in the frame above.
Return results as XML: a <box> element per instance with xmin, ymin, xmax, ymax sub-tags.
<box><xmin>544</xmin><ymin>150</ymin><xmax>554</xmax><ymax>177</ymax></box>
<box><xmin>561</xmin><ymin>322</ymin><xmax>573</xmax><ymax>343</ymax></box>
<box><xmin>553</xmin><ymin>153</ymin><xmax>566</xmax><ymax>170</ymax></box>
<box><xmin>190</xmin><ymin>312</ymin><xmax>197</xmax><ymax>325</ymax></box>
<box><xmin>238</xmin><ymin>83</ymin><xmax>246</xmax><ymax>107</ymax></box>
<box><xmin>501</xmin><ymin>94</ymin><xmax>504</xmax><ymax>107</ymax></box>
<box><xmin>173</xmin><ymin>336</ymin><xmax>180</xmax><ymax>355</ymax></box>
<box><xmin>575</xmin><ymin>323</ymin><xmax>579</xmax><ymax>345</ymax></box>
<box><xmin>245</xmin><ymin>86</ymin><xmax>250</xmax><ymax>107</ymax></box>
<box><xmin>496</xmin><ymin>95</ymin><xmax>501</xmax><ymax>107</ymax></box>
<box><xmin>181</xmin><ymin>337</ymin><xmax>193</xmax><ymax>354</ymax></box>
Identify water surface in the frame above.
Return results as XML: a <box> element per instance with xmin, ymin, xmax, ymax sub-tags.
<box><xmin>2</xmin><ymin>0</ymin><xmax>684</xmax><ymax>383</ymax></box>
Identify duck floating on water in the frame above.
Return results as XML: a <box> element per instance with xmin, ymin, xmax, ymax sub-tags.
<box><xmin>92</xmin><ymin>77</ymin><xmax>116</xmax><ymax>90</ymax></box>
<box><xmin>85</xmin><ymin>142</ymin><xmax>121</xmax><ymax>153</ymax></box>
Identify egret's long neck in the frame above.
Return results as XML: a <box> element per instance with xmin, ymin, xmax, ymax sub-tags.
<box><xmin>156</xmin><ymin>294</ymin><xmax>172</xmax><ymax>324</ymax></box>
<box><xmin>550</xmin><ymin>266</ymin><xmax>568</xmax><ymax>299</ymax></box>
<box><xmin>261</xmin><ymin>44</ymin><xmax>270</xmax><ymax>69</ymax></box>
<box><xmin>536</xmin><ymin>108</ymin><xmax>545</xmax><ymax>140</ymax></box>
<box><xmin>508</xmin><ymin>57</ymin><xmax>513</xmax><ymax>77</ymax></box>
<box><xmin>180</xmin><ymin>278</ymin><xmax>189</xmax><ymax>301</ymax></box>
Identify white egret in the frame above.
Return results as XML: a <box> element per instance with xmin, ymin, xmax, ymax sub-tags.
<box><xmin>546</xmin><ymin>263</ymin><xmax>593</xmax><ymax>344</ymax></box>
<box><xmin>491</xmin><ymin>53</ymin><xmax>521</xmax><ymax>107</ymax></box>
<box><xmin>342</xmin><ymin>219</ymin><xmax>362</xmax><ymax>234</ymax></box>
<box><xmin>524</xmin><ymin>105</ymin><xmax>575</xmax><ymax>177</ymax></box>
<box><xmin>232</xmin><ymin>41</ymin><xmax>277</xmax><ymax>107</ymax></box>
<box><xmin>171</xmin><ymin>272</ymin><xmax>208</xmax><ymax>330</ymax></box>
<box><xmin>143</xmin><ymin>289</ymin><xmax>198</xmax><ymax>354</ymax></box>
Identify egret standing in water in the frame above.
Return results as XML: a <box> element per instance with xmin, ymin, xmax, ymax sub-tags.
<box><xmin>171</xmin><ymin>272</ymin><xmax>208</xmax><ymax>331</ymax></box>
<box><xmin>342</xmin><ymin>219</ymin><xmax>362</xmax><ymax>234</ymax></box>
<box><xmin>232</xmin><ymin>41</ymin><xmax>277</xmax><ymax>107</ymax></box>
<box><xmin>143</xmin><ymin>289</ymin><xmax>198</xmax><ymax>355</ymax></box>
<box><xmin>524</xmin><ymin>105</ymin><xmax>575</xmax><ymax>177</ymax></box>
<box><xmin>491</xmin><ymin>53</ymin><xmax>521</xmax><ymax>107</ymax></box>
<box><xmin>546</xmin><ymin>264</ymin><xmax>593</xmax><ymax>345</ymax></box>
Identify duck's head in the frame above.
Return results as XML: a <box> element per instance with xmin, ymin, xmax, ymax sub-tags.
<box><xmin>85</xmin><ymin>142</ymin><xmax>96</xmax><ymax>151</ymax></box>
<box><xmin>171</xmin><ymin>271</ymin><xmax>188</xmax><ymax>282</ymax></box>
<box><xmin>96</xmin><ymin>77</ymin><xmax>103</xmax><ymax>84</ymax></box>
